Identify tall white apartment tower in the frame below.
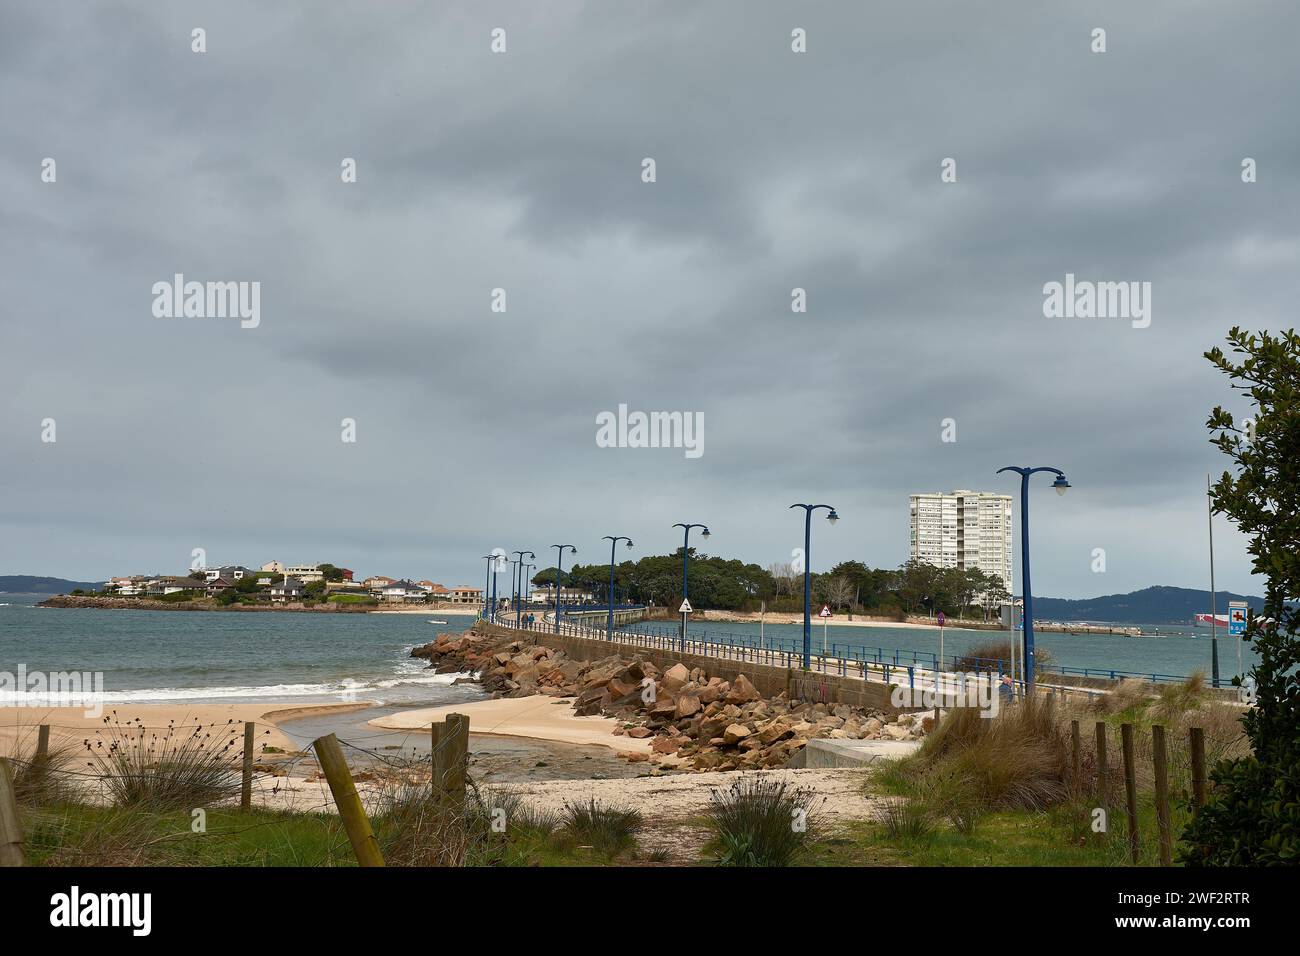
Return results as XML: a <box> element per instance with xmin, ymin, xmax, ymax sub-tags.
<box><xmin>908</xmin><ymin>490</ymin><xmax>1014</xmax><ymax>589</ymax></box>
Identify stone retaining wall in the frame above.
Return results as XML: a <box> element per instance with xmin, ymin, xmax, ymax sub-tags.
<box><xmin>474</xmin><ymin>622</ymin><xmax>911</xmax><ymax>713</ymax></box>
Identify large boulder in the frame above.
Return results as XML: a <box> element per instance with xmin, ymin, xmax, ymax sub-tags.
<box><xmin>723</xmin><ymin>723</ymin><xmax>752</xmax><ymax>745</ymax></box>
<box><xmin>725</xmin><ymin>674</ymin><xmax>761</xmax><ymax>704</ymax></box>
<box><xmin>662</xmin><ymin>663</ymin><xmax>691</xmax><ymax>692</ymax></box>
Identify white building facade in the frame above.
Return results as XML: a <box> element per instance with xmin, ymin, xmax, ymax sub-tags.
<box><xmin>909</xmin><ymin>490</ymin><xmax>1013</xmax><ymax>589</ymax></box>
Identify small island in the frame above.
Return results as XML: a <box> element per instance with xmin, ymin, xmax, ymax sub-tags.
<box><xmin>38</xmin><ymin>562</ymin><xmax>484</xmax><ymax>614</ymax></box>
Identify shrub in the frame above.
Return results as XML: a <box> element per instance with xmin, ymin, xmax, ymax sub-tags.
<box><xmin>704</xmin><ymin>775</ymin><xmax>822</xmax><ymax>866</ymax></box>
<box><xmin>951</xmin><ymin>640</ymin><xmax>1052</xmax><ymax>676</ymax></box>
<box><xmin>82</xmin><ymin>713</ymin><xmax>247</xmax><ymax>809</ymax></box>
<box><xmin>558</xmin><ymin>798</ymin><xmax>643</xmax><ymax>858</ymax></box>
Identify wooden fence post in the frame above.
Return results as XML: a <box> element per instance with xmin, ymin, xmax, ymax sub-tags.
<box><xmin>431</xmin><ymin>720</ymin><xmax>447</xmax><ymax>797</ymax></box>
<box><xmin>35</xmin><ymin>725</ymin><xmax>50</xmax><ymax>770</ymax></box>
<box><xmin>240</xmin><ymin>721</ymin><xmax>255</xmax><ymax>812</ymax></box>
<box><xmin>1189</xmin><ymin>727</ymin><xmax>1207</xmax><ymax>813</ymax></box>
<box><xmin>1095</xmin><ymin>722</ymin><xmax>1109</xmax><ymax>802</ymax></box>
<box><xmin>0</xmin><ymin>758</ymin><xmax>25</xmax><ymax>867</ymax></box>
<box><xmin>1071</xmin><ymin>720</ymin><xmax>1081</xmax><ymax>788</ymax></box>
<box><xmin>311</xmin><ymin>733</ymin><xmax>385</xmax><ymax>867</ymax></box>
<box><xmin>1121</xmin><ymin>722</ymin><xmax>1140</xmax><ymax>865</ymax></box>
<box><xmin>1152</xmin><ymin>724</ymin><xmax>1172</xmax><ymax>866</ymax></box>
<box><xmin>444</xmin><ymin>713</ymin><xmax>470</xmax><ymax>812</ymax></box>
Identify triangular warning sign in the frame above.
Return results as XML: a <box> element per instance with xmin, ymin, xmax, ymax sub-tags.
<box><xmin>679</xmin><ymin>599</ymin><xmax>693</xmax><ymax>613</ymax></box>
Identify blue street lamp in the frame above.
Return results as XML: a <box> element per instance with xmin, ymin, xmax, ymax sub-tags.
<box><xmin>672</xmin><ymin>523</ymin><xmax>710</xmax><ymax>650</ymax></box>
<box><xmin>550</xmin><ymin>544</ymin><xmax>577</xmax><ymax>633</ymax></box>
<box><xmin>522</xmin><ymin>563</ymin><xmax>535</xmax><ymax>615</ymax></box>
<box><xmin>512</xmin><ymin>550</ymin><xmax>535</xmax><ymax>626</ymax></box>
<box><xmin>997</xmin><ymin>466</ymin><xmax>1070</xmax><ymax>697</ymax></box>
<box><xmin>480</xmin><ymin>555</ymin><xmax>494</xmax><ymax>621</ymax></box>
<box><xmin>490</xmin><ymin>559</ymin><xmax>502</xmax><ymax>623</ymax></box>
<box><xmin>602</xmin><ymin>536</ymin><xmax>634</xmax><ymax>637</ymax></box>
<box><xmin>789</xmin><ymin>504</ymin><xmax>839</xmax><ymax>670</ymax></box>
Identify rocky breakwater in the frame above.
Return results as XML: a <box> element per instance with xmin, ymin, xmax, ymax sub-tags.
<box><xmin>412</xmin><ymin>627</ymin><xmax>930</xmax><ymax>772</ymax></box>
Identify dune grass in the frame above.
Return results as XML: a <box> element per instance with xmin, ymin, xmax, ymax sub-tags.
<box><xmin>702</xmin><ymin>775</ymin><xmax>823</xmax><ymax>866</ymax></box>
<box><xmin>861</xmin><ymin>676</ymin><xmax>1251</xmax><ymax>866</ymax></box>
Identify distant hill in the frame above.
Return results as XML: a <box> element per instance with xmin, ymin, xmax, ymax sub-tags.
<box><xmin>1033</xmin><ymin>586</ymin><xmax>1266</xmax><ymax>625</ymax></box>
<box><xmin>0</xmin><ymin>575</ymin><xmax>103</xmax><ymax>594</ymax></box>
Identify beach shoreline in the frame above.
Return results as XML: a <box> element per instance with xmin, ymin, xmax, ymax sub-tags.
<box><xmin>0</xmin><ymin>700</ymin><xmax>374</xmax><ymax>759</ymax></box>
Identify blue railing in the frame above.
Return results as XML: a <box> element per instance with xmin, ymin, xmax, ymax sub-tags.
<box><xmin>609</xmin><ymin>622</ymin><xmax>1191</xmax><ymax>686</ymax></box>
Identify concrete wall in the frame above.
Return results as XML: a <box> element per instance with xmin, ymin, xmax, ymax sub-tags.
<box><xmin>476</xmin><ymin>622</ymin><xmax>910</xmax><ymax>713</ymax></box>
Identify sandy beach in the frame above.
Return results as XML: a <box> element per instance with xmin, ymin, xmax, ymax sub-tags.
<box><xmin>368</xmin><ymin>694</ymin><xmax>654</xmax><ymax>756</ymax></box>
<box><xmin>0</xmin><ymin>700</ymin><xmax>372</xmax><ymax>760</ymax></box>
<box><xmin>681</xmin><ymin>610</ymin><xmax>972</xmax><ymax>631</ymax></box>
<box><xmin>369</xmin><ymin>606</ymin><xmax>480</xmax><ymax>616</ymax></box>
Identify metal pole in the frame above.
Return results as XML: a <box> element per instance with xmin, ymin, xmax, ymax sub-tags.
<box><xmin>490</xmin><ymin>563</ymin><xmax>498</xmax><ymax>622</ymax></box>
<box><xmin>1207</xmin><ymin>473</ymin><xmax>1220</xmax><ymax>688</ymax></box>
<box><xmin>1019</xmin><ymin>470</ymin><xmax>1036</xmax><ymax>696</ymax></box>
<box><xmin>608</xmin><ymin>538</ymin><xmax>617</xmax><ymax>636</ymax></box>
<box><xmin>802</xmin><ymin>508</ymin><xmax>812</xmax><ymax>669</ymax></box>
<box><xmin>681</xmin><ymin>525</ymin><xmax>690</xmax><ymax>648</ymax></box>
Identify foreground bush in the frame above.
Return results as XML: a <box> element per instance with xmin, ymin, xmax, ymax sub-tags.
<box><xmin>704</xmin><ymin>775</ymin><xmax>821</xmax><ymax>866</ymax></box>
<box><xmin>1181</xmin><ymin>329</ymin><xmax>1300</xmax><ymax>866</ymax></box>
<box><xmin>557</xmin><ymin>797</ymin><xmax>644</xmax><ymax>858</ymax></box>
<box><xmin>82</xmin><ymin>714</ymin><xmax>248</xmax><ymax>809</ymax></box>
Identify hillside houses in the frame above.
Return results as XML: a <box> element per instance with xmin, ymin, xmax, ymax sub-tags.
<box><xmin>97</xmin><ymin>563</ymin><xmax>473</xmax><ymax>607</ymax></box>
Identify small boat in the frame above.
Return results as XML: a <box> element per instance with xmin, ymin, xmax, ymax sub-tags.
<box><xmin>1194</xmin><ymin>613</ymin><xmax>1230</xmax><ymax>628</ymax></box>
<box><xmin>427</xmin><ymin>619</ymin><xmax>448</xmax><ymax>625</ymax></box>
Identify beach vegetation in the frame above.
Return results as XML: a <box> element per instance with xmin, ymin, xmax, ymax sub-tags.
<box><xmin>702</xmin><ymin>775</ymin><xmax>822</xmax><ymax>866</ymax></box>
<box><xmin>81</xmin><ymin>713</ymin><xmax>249</xmax><ymax>810</ymax></box>
<box><xmin>1182</xmin><ymin>328</ymin><xmax>1300</xmax><ymax>866</ymax></box>
<box><xmin>554</xmin><ymin>797</ymin><xmax>644</xmax><ymax>859</ymax></box>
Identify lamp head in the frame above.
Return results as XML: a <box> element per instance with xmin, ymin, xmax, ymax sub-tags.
<box><xmin>701</xmin><ymin>527</ymin><xmax>711</xmax><ymax>539</ymax></box>
<box><xmin>626</xmin><ymin>539</ymin><xmax>634</xmax><ymax>549</ymax></box>
<box><xmin>1052</xmin><ymin>475</ymin><xmax>1071</xmax><ymax>497</ymax></box>
<box><xmin>826</xmin><ymin>510</ymin><xmax>840</xmax><ymax>525</ymax></box>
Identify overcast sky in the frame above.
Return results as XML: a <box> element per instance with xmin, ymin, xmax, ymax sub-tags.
<box><xmin>2</xmin><ymin>1</ymin><xmax>1293</xmax><ymax>597</ymax></box>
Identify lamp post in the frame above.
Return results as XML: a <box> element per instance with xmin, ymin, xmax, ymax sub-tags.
<box><xmin>671</xmin><ymin>523</ymin><xmax>710</xmax><ymax>651</ymax></box>
<box><xmin>602</xmin><ymin>536</ymin><xmax>634</xmax><ymax>637</ymax></box>
<box><xmin>789</xmin><ymin>504</ymin><xmax>839</xmax><ymax>670</ymax></box>
<box><xmin>480</xmin><ymin>555</ymin><xmax>494</xmax><ymax>621</ymax></box>
<box><xmin>550</xmin><ymin>544</ymin><xmax>577</xmax><ymax>633</ymax></box>
<box><xmin>523</xmin><ymin>563</ymin><xmax>535</xmax><ymax>614</ymax></box>
<box><xmin>490</xmin><ymin>558</ymin><xmax>502</xmax><ymax>623</ymax></box>
<box><xmin>512</xmin><ymin>550</ymin><xmax>534</xmax><ymax>627</ymax></box>
<box><xmin>997</xmin><ymin>466</ymin><xmax>1070</xmax><ymax>698</ymax></box>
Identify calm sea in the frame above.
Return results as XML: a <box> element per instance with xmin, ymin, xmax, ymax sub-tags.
<box><xmin>0</xmin><ymin>595</ymin><xmax>1256</xmax><ymax>706</ymax></box>
<box><xmin>623</xmin><ymin>617</ymin><xmax>1256</xmax><ymax>683</ymax></box>
<box><xmin>0</xmin><ymin>595</ymin><xmax>477</xmax><ymax>707</ymax></box>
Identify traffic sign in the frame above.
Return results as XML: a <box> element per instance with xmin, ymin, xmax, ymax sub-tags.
<box><xmin>678</xmin><ymin>599</ymin><xmax>693</xmax><ymax>614</ymax></box>
<box><xmin>936</xmin><ymin>611</ymin><xmax>945</xmax><ymax>627</ymax></box>
<box><xmin>1228</xmin><ymin>601</ymin><xmax>1247</xmax><ymax>637</ymax></box>
<box><xmin>819</xmin><ymin>605</ymin><xmax>831</xmax><ymax>618</ymax></box>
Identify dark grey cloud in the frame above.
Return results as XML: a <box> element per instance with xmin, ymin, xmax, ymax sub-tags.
<box><xmin>2</xmin><ymin>1</ymin><xmax>1294</xmax><ymax>595</ymax></box>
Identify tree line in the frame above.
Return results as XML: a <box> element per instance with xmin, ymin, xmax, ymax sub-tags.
<box><xmin>529</xmin><ymin>550</ymin><xmax>1011</xmax><ymax>620</ymax></box>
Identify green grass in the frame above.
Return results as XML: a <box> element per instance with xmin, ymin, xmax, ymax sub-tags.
<box><xmin>808</xmin><ymin>798</ymin><xmax>1187</xmax><ymax>868</ymax></box>
<box><xmin>23</xmin><ymin>804</ymin><xmax>355</xmax><ymax>867</ymax></box>
<box><xmin>327</xmin><ymin>593</ymin><xmax>378</xmax><ymax>605</ymax></box>
<box><xmin>20</xmin><ymin>801</ymin><xmax>613</xmax><ymax>867</ymax></box>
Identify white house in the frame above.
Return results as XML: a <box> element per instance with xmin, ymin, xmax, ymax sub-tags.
<box><xmin>270</xmin><ymin>577</ymin><xmax>306</xmax><ymax>603</ymax></box>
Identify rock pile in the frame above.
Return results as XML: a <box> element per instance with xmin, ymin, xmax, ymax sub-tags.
<box><xmin>412</xmin><ymin>628</ymin><xmax>929</xmax><ymax>771</ymax></box>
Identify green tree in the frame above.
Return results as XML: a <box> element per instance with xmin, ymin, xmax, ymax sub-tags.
<box><xmin>317</xmin><ymin>564</ymin><xmax>346</xmax><ymax>583</ymax></box>
<box><xmin>1180</xmin><ymin>328</ymin><xmax>1300</xmax><ymax>865</ymax></box>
